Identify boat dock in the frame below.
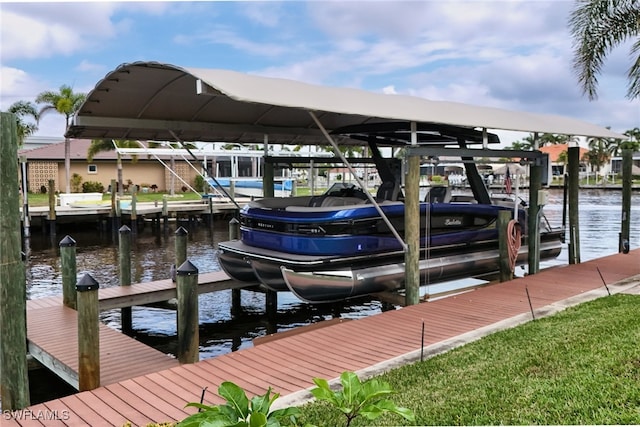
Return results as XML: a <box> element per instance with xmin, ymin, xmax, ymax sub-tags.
<box><xmin>7</xmin><ymin>249</ymin><xmax>640</xmax><ymax>426</ymax></box>
<box><xmin>23</xmin><ymin>271</ymin><xmax>249</xmax><ymax>392</ymax></box>
<box><xmin>23</xmin><ymin>198</ymin><xmax>249</xmax><ymax>229</ymax></box>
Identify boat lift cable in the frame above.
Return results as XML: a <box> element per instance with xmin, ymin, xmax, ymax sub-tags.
<box><xmin>168</xmin><ymin>130</ymin><xmax>241</xmax><ymax>211</ymax></box>
<box><xmin>114</xmin><ymin>141</ymin><xmax>196</xmax><ymax>196</ymax></box>
<box><xmin>309</xmin><ymin>111</ymin><xmax>408</xmax><ymax>252</ymax></box>
<box><xmin>159</xmin><ymin>140</ymin><xmax>227</xmax><ymax>198</ymax></box>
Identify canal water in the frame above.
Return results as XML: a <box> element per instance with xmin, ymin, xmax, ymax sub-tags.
<box><xmin>24</xmin><ymin>188</ymin><xmax>639</xmax><ymax>402</ymax></box>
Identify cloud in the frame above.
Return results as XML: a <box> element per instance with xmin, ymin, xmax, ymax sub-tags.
<box><xmin>1</xmin><ymin>3</ymin><xmax>121</xmax><ymax>61</ymax></box>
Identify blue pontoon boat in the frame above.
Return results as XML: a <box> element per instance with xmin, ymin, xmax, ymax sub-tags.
<box><xmin>217</xmin><ymin>124</ymin><xmax>563</xmax><ymax>303</ymax></box>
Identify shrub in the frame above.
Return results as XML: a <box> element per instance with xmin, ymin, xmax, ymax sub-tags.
<box><xmin>310</xmin><ymin>371</ymin><xmax>415</xmax><ymax>427</ymax></box>
<box><xmin>82</xmin><ymin>181</ymin><xmax>105</xmax><ymax>193</ymax></box>
<box><xmin>177</xmin><ymin>381</ymin><xmax>300</xmax><ymax>427</ymax></box>
<box><xmin>194</xmin><ymin>175</ymin><xmax>205</xmax><ymax>192</ymax></box>
<box><xmin>71</xmin><ymin>173</ymin><xmax>83</xmax><ymax>192</ymax></box>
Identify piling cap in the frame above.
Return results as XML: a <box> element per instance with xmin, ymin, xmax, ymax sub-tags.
<box><xmin>176</xmin><ymin>260</ymin><xmax>199</xmax><ymax>276</ymax></box>
<box><xmin>175</xmin><ymin>226</ymin><xmax>188</xmax><ymax>236</ymax></box>
<box><xmin>119</xmin><ymin>225</ymin><xmax>131</xmax><ymax>233</ymax></box>
<box><xmin>59</xmin><ymin>235</ymin><xmax>76</xmax><ymax>247</ymax></box>
<box><xmin>76</xmin><ymin>273</ymin><xmax>100</xmax><ymax>292</ymax></box>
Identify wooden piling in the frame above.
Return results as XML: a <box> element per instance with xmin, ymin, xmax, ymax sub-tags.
<box><xmin>176</xmin><ymin>260</ymin><xmax>199</xmax><ymax>364</ymax></box>
<box><xmin>404</xmin><ymin>154</ymin><xmax>420</xmax><ymax>305</ymax></box>
<box><xmin>77</xmin><ymin>274</ymin><xmax>100</xmax><ymax>391</ymax></box>
<box><xmin>229</xmin><ymin>217</ymin><xmax>240</xmax><ymax>240</ymax></box>
<box><xmin>119</xmin><ymin>225</ymin><xmax>133</xmax><ymax>334</ymax></box>
<box><xmin>110</xmin><ymin>179</ymin><xmax>117</xmax><ymax>233</ymax></box>
<box><xmin>0</xmin><ymin>112</ymin><xmax>30</xmax><ymax>410</ymax></box>
<box><xmin>131</xmin><ymin>189</ymin><xmax>138</xmax><ymax>234</ymax></box>
<box><xmin>175</xmin><ymin>226</ymin><xmax>188</xmax><ymax>268</ymax></box>
<box><xmin>266</xmin><ymin>290</ymin><xmax>278</xmax><ymax>320</ymax></box>
<box><xmin>48</xmin><ymin>179</ymin><xmax>56</xmax><ymax>235</ymax></box>
<box><xmin>231</xmin><ymin>289</ymin><xmax>242</xmax><ymax>317</ymax></box>
<box><xmin>60</xmin><ymin>235</ymin><xmax>77</xmax><ymax>310</ymax></box>
<box><xmin>162</xmin><ymin>196</ymin><xmax>169</xmax><ymax>231</ymax></box>
<box><xmin>527</xmin><ymin>162</ymin><xmax>542</xmax><ymax>274</ymax></box>
<box><xmin>620</xmin><ymin>149</ymin><xmax>631</xmax><ymax>253</ymax></box>
<box><xmin>498</xmin><ymin>210</ymin><xmax>513</xmax><ymax>282</ymax></box>
<box><xmin>568</xmin><ymin>146</ymin><xmax>581</xmax><ymax>264</ymax></box>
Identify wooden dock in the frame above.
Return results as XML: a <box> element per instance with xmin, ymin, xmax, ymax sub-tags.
<box><xmin>8</xmin><ymin>249</ymin><xmax>640</xmax><ymax>426</ymax></box>
<box><xmin>24</xmin><ymin>271</ymin><xmax>250</xmax><ymax>392</ymax></box>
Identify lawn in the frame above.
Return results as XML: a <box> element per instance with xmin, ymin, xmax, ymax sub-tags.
<box><xmin>296</xmin><ymin>293</ymin><xmax>640</xmax><ymax>426</ymax></box>
<box><xmin>24</xmin><ymin>191</ymin><xmax>203</xmax><ymax>207</ymax></box>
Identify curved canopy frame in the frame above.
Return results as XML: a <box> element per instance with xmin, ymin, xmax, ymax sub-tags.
<box><xmin>66</xmin><ymin>61</ymin><xmax>625</xmax><ymax>144</ymax></box>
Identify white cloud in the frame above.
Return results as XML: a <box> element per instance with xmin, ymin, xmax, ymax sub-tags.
<box><xmin>1</xmin><ymin>3</ymin><xmax>120</xmax><ymax>60</ymax></box>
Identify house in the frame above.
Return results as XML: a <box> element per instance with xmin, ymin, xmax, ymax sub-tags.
<box><xmin>539</xmin><ymin>144</ymin><xmax>589</xmax><ymax>177</ymax></box>
<box><xmin>18</xmin><ymin>139</ymin><xmax>215</xmax><ymax>192</ymax></box>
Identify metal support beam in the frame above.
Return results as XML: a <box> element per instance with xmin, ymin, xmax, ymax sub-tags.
<box><xmin>309</xmin><ymin>111</ymin><xmax>408</xmax><ymax>252</ymax></box>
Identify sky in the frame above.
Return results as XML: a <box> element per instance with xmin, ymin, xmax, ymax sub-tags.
<box><xmin>1</xmin><ymin>0</ymin><xmax>638</xmax><ymax>146</ymax></box>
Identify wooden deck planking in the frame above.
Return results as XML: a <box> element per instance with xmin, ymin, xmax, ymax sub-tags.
<box><xmin>16</xmin><ymin>249</ymin><xmax>640</xmax><ymax>426</ymax></box>
<box><xmin>27</xmin><ymin>305</ymin><xmax>178</xmax><ymax>390</ymax></box>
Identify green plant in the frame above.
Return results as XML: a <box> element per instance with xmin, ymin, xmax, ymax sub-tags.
<box><xmin>82</xmin><ymin>181</ymin><xmax>105</xmax><ymax>193</ymax></box>
<box><xmin>71</xmin><ymin>173</ymin><xmax>83</xmax><ymax>192</ymax></box>
<box><xmin>194</xmin><ymin>175</ymin><xmax>205</xmax><ymax>192</ymax></box>
<box><xmin>310</xmin><ymin>371</ymin><xmax>414</xmax><ymax>427</ymax></box>
<box><xmin>178</xmin><ymin>381</ymin><xmax>300</xmax><ymax>427</ymax></box>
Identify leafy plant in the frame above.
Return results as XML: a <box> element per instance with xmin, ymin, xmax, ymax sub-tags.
<box><xmin>82</xmin><ymin>181</ymin><xmax>105</xmax><ymax>193</ymax></box>
<box><xmin>177</xmin><ymin>381</ymin><xmax>300</xmax><ymax>427</ymax></box>
<box><xmin>71</xmin><ymin>173</ymin><xmax>83</xmax><ymax>192</ymax></box>
<box><xmin>310</xmin><ymin>371</ymin><xmax>414</xmax><ymax>426</ymax></box>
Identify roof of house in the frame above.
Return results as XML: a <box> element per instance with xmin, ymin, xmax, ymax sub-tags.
<box><xmin>19</xmin><ymin>139</ymin><xmax>123</xmax><ymax>161</ymax></box>
<box><xmin>539</xmin><ymin>144</ymin><xmax>588</xmax><ymax>162</ymax></box>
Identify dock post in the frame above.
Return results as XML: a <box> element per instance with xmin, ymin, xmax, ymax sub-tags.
<box><xmin>208</xmin><ymin>196</ymin><xmax>214</xmax><ymax>229</ymax></box>
<box><xmin>119</xmin><ymin>225</ymin><xmax>133</xmax><ymax>334</ymax></box>
<box><xmin>60</xmin><ymin>235</ymin><xmax>77</xmax><ymax>309</ymax></box>
<box><xmin>567</xmin><ymin>146</ymin><xmax>581</xmax><ymax>264</ymax></box>
<box><xmin>498</xmin><ymin>210</ymin><xmax>513</xmax><ymax>282</ymax></box>
<box><xmin>162</xmin><ymin>196</ymin><xmax>169</xmax><ymax>232</ymax></box>
<box><xmin>266</xmin><ymin>290</ymin><xmax>278</xmax><ymax>320</ymax></box>
<box><xmin>176</xmin><ymin>260</ymin><xmax>199</xmax><ymax>364</ymax></box>
<box><xmin>527</xmin><ymin>160</ymin><xmax>542</xmax><ymax>274</ymax></box>
<box><xmin>131</xmin><ymin>189</ymin><xmax>138</xmax><ymax>235</ymax></box>
<box><xmin>229</xmin><ymin>217</ymin><xmax>240</xmax><ymax>240</ymax></box>
<box><xmin>109</xmin><ymin>179</ymin><xmax>117</xmax><ymax>234</ymax></box>
<box><xmin>231</xmin><ymin>288</ymin><xmax>242</xmax><ymax>317</ymax></box>
<box><xmin>20</xmin><ymin>155</ymin><xmax>30</xmax><ymax>238</ymax></box>
<box><xmin>76</xmin><ymin>273</ymin><xmax>100</xmax><ymax>391</ymax></box>
<box><xmin>175</xmin><ymin>226</ymin><xmax>188</xmax><ymax>269</ymax></box>
<box><xmin>620</xmin><ymin>149</ymin><xmax>631</xmax><ymax>254</ymax></box>
<box><xmin>404</xmin><ymin>153</ymin><xmax>420</xmax><ymax>305</ymax></box>
<box><xmin>0</xmin><ymin>111</ymin><xmax>30</xmax><ymax>410</ymax></box>
<box><xmin>47</xmin><ymin>179</ymin><xmax>56</xmax><ymax>236</ymax></box>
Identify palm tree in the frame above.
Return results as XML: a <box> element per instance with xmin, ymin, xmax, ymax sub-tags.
<box><xmin>586</xmin><ymin>135</ymin><xmax>614</xmax><ymax>183</ymax></box>
<box><xmin>6</xmin><ymin>100</ymin><xmax>39</xmax><ymax>145</ymax></box>
<box><xmin>569</xmin><ymin>0</ymin><xmax>640</xmax><ymax>100</ymax></box>
<box><xmin>87</xmin><ymin>139</ymin><xmax>140</xmax><ymax>196</ymax></box>
<box><xmin>36</xmin><ymin>85</ymin><xmax>87</xmax><ymax>193</ymax></box>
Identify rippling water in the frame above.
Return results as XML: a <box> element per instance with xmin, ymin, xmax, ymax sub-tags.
<box><xmin>24</xmin><ymin>189</ymin><xmax>639</xmax><ymax>359</ymax></box>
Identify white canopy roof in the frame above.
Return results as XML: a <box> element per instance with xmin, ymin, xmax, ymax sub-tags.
<box><xmin>67</xmin><ymin>61</ymin><xmax>625</xmax><ymax>144</ymax></box>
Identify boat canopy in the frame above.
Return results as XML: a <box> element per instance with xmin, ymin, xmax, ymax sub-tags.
<box><xmin>66</xmin><ymin>61</ymin><xmax>625</xmax><ymax>144</ymax></box>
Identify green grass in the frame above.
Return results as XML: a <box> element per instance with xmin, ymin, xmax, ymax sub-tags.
<box><xmin>296</xmin><ymin>294</ymin><xmax>640</xmax><ymax>426</ymax></box>
<box><xmin>25</xmin><ymin>191</ymin><xmax>203</xmax><ymax>207</ymax></box>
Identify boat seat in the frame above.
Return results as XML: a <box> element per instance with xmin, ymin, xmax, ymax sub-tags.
<box><xmin>321</xmin><ymin>196</ymin><xmax>366</xmax><ymax>207</ymax></box>
<box><xmin>376</xmin><ymin>181</ymin><xmax>403</xmax><ymax>201</ymax></box>
<box><xmin>424</xmin><ymin>186</ymin><xmax>452</xmax><ymax>203</ymax></box>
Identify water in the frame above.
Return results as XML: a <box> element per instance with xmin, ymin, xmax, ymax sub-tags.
<box><xmin>23</xmin><ymin>188</ymin><xmax>639</xmax><ymax>402</ymax></box>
